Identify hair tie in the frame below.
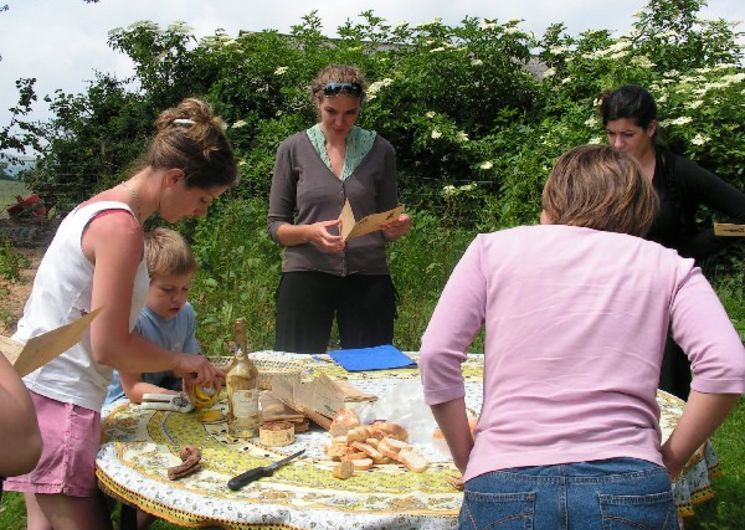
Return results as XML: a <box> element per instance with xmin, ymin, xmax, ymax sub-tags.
<box><xmin>173</xmin><ymin>118</ymin><xmax>195</xmax><ymax>125</ymax></box>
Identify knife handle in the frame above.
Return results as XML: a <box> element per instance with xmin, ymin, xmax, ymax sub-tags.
<box><xmin>227</xmin><ymin>466</ymin><xmax>272</xmax><ymax>490</ymax></box>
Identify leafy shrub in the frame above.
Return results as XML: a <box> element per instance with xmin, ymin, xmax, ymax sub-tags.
<box><xmin>0</xmin><ymin>239</ymin><xmax>30</xmax><ymax>281</ymax></box>
<box><xmin>6</xmin><ymin>0</ymin><xmax>744</xmax><ymax>350</ymax></box>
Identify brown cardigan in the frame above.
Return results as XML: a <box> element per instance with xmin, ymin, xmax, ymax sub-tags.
<box><xmin>268</xmin><ymin>131</ymin><xmax>398</xmax><ymax>276</ymax></box>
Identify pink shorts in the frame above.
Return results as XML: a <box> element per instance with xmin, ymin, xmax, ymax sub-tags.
<box><xmin>3</xmin><ymin>391</ymin><xmax>101</xmax><ymax>497</ymax></box>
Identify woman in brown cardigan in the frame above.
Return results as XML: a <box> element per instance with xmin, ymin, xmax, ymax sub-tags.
<box><xmin>268</xmin><ymin>65</ymin><xmax>410</xmax><ymax>354</ymax></box>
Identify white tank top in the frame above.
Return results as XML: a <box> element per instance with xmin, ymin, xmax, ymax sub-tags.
<box><xmin>15</xmin><ymin>201</ymin><xmax>149</xmax><ymax>411</ymax></box>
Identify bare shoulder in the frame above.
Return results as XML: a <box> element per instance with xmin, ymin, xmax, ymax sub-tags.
<box><xmin>82</xmin><ymin>209</ymin><xmax>143</xmax><ymax>263</ymax></box>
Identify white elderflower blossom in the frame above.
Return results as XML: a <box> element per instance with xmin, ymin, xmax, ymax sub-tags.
<box><xmin>430</xmin><ymin>46</ymin><xmax>446</xmax><ymax>53</ymax></box>
<box><xmin>671</xmin><ymin>116</ymin><xmax>693</xmax><ymax>125</ymax></box>
<box><xmin>442</xmin><ymin>185</ymin><xmax>458</xmax><ymax>197</ymax></box>
<box><xmin>504</xmin><ymin>26</ymin><xmax>519</xmax><ymax>34</ymax></box>
<box><xmin>631</xmin><ymin>56</ymin><xmax>655</xmax><ymax>68</ymax></box>
<box><xmin>479</xmin><ymin>20</ymin><xmax>497</xmax><ymax>30</ymax></box>
<box><xmin>721</xmin><ymin>73</ymin><xmax>745</xmax><ymax>85</ymax></box>
<box><xmin>479</xmin><ymin>161</ymin><xmax>494</xmax><ymax>170</ymax></box>
<box><xmin>273</xmin><ymin>66</ymin><xmax>288</xmax><ymax>75</ymax></box>
<box><xmin>367</xmin><ymin>78</ymin><xmax>394</xmax><ymax>100</ymax></box>
<box><xmin>713</xmin><ymin>63</ymin><xmax>739</xmax><ymax>70</ymax></box>
<box><xmin>588</xmin><ymin>137</ymin><xmax>602</xmax><ymax>144</ymax></box>
<box><xmin>457</xmin><ymin>131</ymin><xmax>470</xmax><ymax>142</ymax></box>
<box><xmin>660</xmin><ymin>116</ymin><xmax>693</xmax><ymax>127</ymax></box>
<box><xmin>584</xmin><ymin>116</ymin><xmax>599</xmax><ymax>127</ymax></box>
<box><xmin>231</xmin><ymin>120</ymin><xmax>248</xmax><ymax>129</ymax></box>
<box><xmin>680</xmin><ymin>74</ymin><xmax>705</xmax><ymax>84</ymax></box>
<box><xmin>471</xmin><ymin>58</ymin><xmax>484</xmax><ymax>66</ymax></box>
<box><xmin>585</xmin><ymin>40</ymin><xmax>631</xmax><ymax>60</ymax></box>
<box><xmin>459</xmin><ymin>183</ymin><xmax>477</xmax><ymax>192</ymax></box>
<box><xmin>416</xmin><ymin>18</ymin><xmax>442</xmax><ymax>29</ymax></box>
<box><xmin>608</xmin><ymin>50</ymin><xmax>630</xmax><ymax>60</ymax></box>
<box><xmin>685</xmin><ymin>99</ymin><xmax>704</xmax><ymax>109</ymax></box>
<box><xmin>691</xmin><ymin>133</ymin><xmax>710</xmax><ymax>146</ymax></box>
<box><xmin>549</xmin><ymin>46</ymin><xmax>567</xmax><ymax>55</ymax></box>
<box><xmin>168</xmin><ymin>22</ymin><xmax>193</xmax><ymax>33</ymax></box>
<box><xmin>425</xmin><ymin>111</ymin><xmax>436</xmax><ymax>119</ymax></box>
<box><xmin>542</xmin><ymin>67</ymin><xmax>556</xmax><ymax>79</ymax></box>
<box><xmin>431</xmin><ymin>129</ymin><xmax>443</xmax><ymax>139</ymax></box>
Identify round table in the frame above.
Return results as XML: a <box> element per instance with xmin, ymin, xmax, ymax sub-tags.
<box><xmin>97</xmin><ymin>351</ymin><xmax>719</xmax><ymax>529</ymax></box>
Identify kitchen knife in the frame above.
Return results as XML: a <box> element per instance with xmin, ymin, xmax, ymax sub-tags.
<box><xmin>227</xmin><ymin>449</ymin><xmax>305</xmax><ymax>490</ymax></box>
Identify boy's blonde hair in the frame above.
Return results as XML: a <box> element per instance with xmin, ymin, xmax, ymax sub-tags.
<box><xmin>144</xmin><ymin>228</ymin><xmax>197</xmax><ymax>278</ymax></box>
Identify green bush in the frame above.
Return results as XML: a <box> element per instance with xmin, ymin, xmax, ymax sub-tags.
<box><xmin>0</xmin><ymin>239</ymin><xmax>30</xmax><ymax>281</ymax></box>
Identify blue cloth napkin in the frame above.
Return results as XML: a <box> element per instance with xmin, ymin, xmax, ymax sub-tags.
<box><xmin>328</xmin><ymin>345</ymin><xmax>417</xmax><ymax>372</ymax></box>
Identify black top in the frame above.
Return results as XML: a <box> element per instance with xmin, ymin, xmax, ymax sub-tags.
<box><xmin>646</xmin><ymin>149</ymin><xmax>745</xmax><ymax>262</ymax></box>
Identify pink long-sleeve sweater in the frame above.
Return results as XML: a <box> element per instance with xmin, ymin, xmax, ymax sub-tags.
<box><xmin>420</xmin><ymin>224</ymin><xmax>745</xmax><ymax>482</ymax></box>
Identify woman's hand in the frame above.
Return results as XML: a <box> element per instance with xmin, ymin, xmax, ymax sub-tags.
<box><xmin>382</xmin><ymin>213</ymin><xmax>411</xmax><ymax>241</ymax></box>
<box><xmin>660</xmin><ymin>439</ymin><xmax>686</xmax><ymax>480</ymax></box>
<box><xmin>307</xmin><ymin>219</ymin><xmax>346</xmax><ymax>253</ymax></box>
<box><xmin>175</xmin><ymin>354</ymin><xmax>223</xmax><ymax>391</ymax></box>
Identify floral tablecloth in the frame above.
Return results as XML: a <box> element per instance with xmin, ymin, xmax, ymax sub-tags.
<box><xmin>97</xmin><ymin>351</ymin><xmax>718</xmax><ymax>529</ymax></box>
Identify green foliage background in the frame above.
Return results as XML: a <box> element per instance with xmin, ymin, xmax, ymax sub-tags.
<box><xmin>1</xmin><ymin>0</ymin><xmax>745</xmax><ymax>528</ymax></box>
<box><xmin>5</xmin><ymin>0</ymin><xmax>742</xmax><ymax>353</ymax></box>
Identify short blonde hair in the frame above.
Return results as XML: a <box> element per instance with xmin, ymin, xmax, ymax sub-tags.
<box><xmin>144</xmin><ymin>228</ymin><xmax>197</xmax><ymax>279</ymax></box>
<box><xmin>541</xmin><ymin>144</ymin><xmax>658</xmax><ymax>237</ymax></box>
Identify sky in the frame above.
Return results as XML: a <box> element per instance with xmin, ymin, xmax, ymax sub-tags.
<box><xmin>1</xmin><ymin>0</ymin><xmax>743</xmax><ymax>160</ymax></box>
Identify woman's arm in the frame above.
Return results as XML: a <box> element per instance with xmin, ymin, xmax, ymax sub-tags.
<box><xmin>430</xmin><ymin>397</ymin><xmax>474</xmax><ymax>474</ymax></box>
<box><xmin>82</xmin><ymin>214</ymin><xmax>217</xmax><ymax>386</ymax></box>
<box><xmin>677</xmin><ymin>156</ymin><xmax>745</xmax><ymax>259</ymax></box>
<box><xmin>0</xmin><ymin>354</ymin><xmax>42</xmax><ymax>476</ymax></box>
<box><xmin>119</xmin><ymin>370</ymin><xmax>177</xmax><ymax>404</ymax></box>
<box><xmin>377</xmin><ymin>140</ymin><xmax>411</xmax><ymax>242</ymax></box>
<box><xmin>665</xmin><ymin>264</ymin><xmax>745</xmax><ymax>476</ymax></box>
<box><xmin>268</xmin><ymin>139</ymin><xmax>345</xmax><ymax>252</ymax></box>
<box><xmin>420</xmin><ymin>236</ymin><xmax>487</xmax><ymax>473</ymax></box>
<box><xmin>661</xmin><ymin>391</ymin><xmax>740</xmax><ymax>478</ymax></box>
<box><xmin>275</xmin><ymin>220</ymin><xmax>345</xmax><ymax>252</ymax></box>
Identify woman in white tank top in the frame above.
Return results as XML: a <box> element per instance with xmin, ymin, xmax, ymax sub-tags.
<box><xmin>4</xmin><ymin>98</ymin><xmax>238</xmax><ymax>530</ymax></box>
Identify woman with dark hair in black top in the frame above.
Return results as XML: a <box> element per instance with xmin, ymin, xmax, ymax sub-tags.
<box><xmin>601</xmin><ymin>84</ymin><xmax>745</xmax><ymax>400</ymax></box>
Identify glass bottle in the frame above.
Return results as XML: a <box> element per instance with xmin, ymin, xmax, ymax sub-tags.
<box><xmin>226</xmin><ymin>318</ymin><xmax>260</xmax><ymax>438</ymax></box>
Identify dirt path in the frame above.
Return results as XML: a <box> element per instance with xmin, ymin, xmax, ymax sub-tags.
<box><xmin>0</xmin><ymin>247</ymin><xmax>44</xmax><ymax>336</ymax></box>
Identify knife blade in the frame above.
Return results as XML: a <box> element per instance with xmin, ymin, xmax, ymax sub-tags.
<box><xmin>227</xmin><ymin>449</ymin><xmax>305</xmax><ymax>490</ymax></box>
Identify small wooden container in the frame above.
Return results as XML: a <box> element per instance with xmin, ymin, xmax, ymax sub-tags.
<box><xmin>259</xmin><ymin>421</ymin><xmax>295</xmax><ymax>447</ymax></box>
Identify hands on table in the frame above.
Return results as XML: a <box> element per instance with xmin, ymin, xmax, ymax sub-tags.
<box><xmin>176</xmin><ymin>353</ymin><xmax>225</xmax><ymax>394</ymax></box>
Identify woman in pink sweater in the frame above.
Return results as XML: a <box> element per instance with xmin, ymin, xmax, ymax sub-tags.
<box><xmin>419</xmin><ymin>145</ymin><xmax>745</xmax><ymax>530</ymax></box>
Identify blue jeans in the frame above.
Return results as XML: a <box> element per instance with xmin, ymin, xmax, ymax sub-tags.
<box><xmin>459</xmin><ymin>458</ymin><xmax>678</xmax><ymax>530</ymax></box>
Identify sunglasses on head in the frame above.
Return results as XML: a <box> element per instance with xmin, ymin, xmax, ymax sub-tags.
<box><xmin>323</xmin><ymin>82</ymin><xmax>363</xmax><ymax>97</ymax></box>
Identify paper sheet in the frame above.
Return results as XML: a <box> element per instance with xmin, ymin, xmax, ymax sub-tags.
<box><xmin>1</xmin><ymin>308</ymin><xmax>101</xmax><ymax>376</ymax></box>
<box><xmin>339</xmin><ymin>200</ymin><xmax>405</xmax><ymax>241</ymax></box>
<box><xmin>713</xmin><ymin>223</ymin><xmax>745</xmax><ymax>237</ymax></box>
<box><xmin>267</xmin><ymin>372</ymin><xmax>377</xmax><ymax>429</ymax></box>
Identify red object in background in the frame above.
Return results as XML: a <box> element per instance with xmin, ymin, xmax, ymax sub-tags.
<box><xmin>6</xmin><ymin>194</ymin><xmax>48</xmax><ymax>218</ymax></box>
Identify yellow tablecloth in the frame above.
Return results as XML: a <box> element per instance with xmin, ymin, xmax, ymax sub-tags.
<box><xmin>96</xmin><ymin>351</ymin><xmax>718</xmax><ymax>529</ymax></box>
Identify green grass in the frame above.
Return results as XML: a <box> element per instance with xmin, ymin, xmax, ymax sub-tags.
<box><xmin>686</xmin><ymin>398</ymin><xmax>745</xmax><ymax>530</ymax></box>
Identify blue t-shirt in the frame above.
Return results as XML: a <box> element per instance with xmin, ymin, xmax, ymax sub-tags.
<box><xmin>104</xmin><ymin>302</ymin><xmax>200</xmax><ymax>405</ymax></box>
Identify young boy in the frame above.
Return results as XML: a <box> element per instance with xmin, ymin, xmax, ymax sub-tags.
<box><xmin>105</xmin><ymin>227</ymin><xmax>201</xmax><ymax>405</ymax></box>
